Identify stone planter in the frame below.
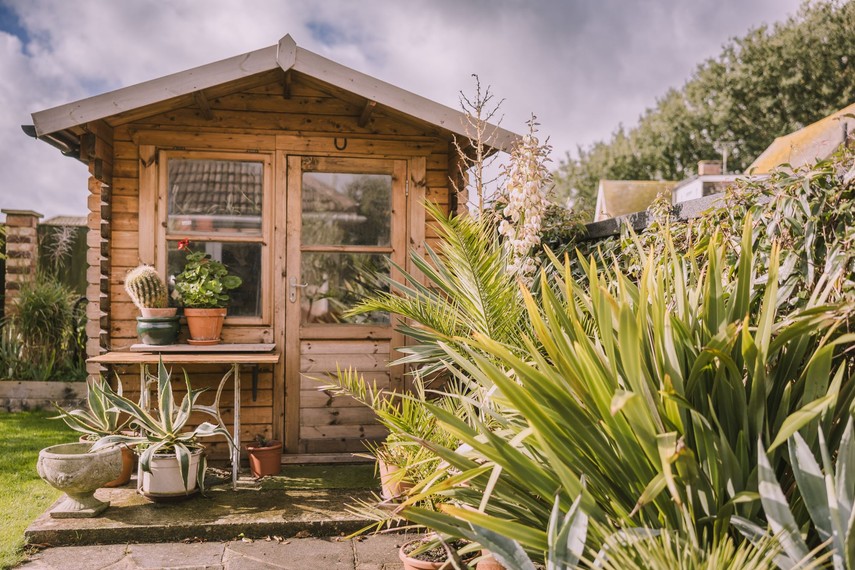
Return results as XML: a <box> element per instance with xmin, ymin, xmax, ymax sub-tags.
<box><xmin>37</xmin><ymin>442</ymin><xmax>122</xmax><ymax>518</ymax></box>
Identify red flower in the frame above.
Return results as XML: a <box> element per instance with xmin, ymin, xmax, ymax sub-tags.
<box><xmin>177</xmin><ymin>239</ymin><xmax>191</xmax><ymax>251</ymax></box>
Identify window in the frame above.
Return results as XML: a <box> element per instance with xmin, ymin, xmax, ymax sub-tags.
<box><xmin>160</xmin><ymin>153</ymin><xmax>271</xmax><ymax>323</ymax></box>
<box><xmin>299</xmin><ymin>168</ymin><xmax>396</xmax><ymax>325</ymax></box>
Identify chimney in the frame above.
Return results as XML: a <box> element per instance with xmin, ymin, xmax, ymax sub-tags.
<box><xmin>698</xmin><ymin>160</ymin><xmax>722</xmax><ymax>176</ymax></box>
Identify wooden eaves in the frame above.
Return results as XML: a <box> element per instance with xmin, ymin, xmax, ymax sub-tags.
<box><xmin>30</xmin><ymin>34</ymin><xmax>519</xmax><ymax>153</ymax></box>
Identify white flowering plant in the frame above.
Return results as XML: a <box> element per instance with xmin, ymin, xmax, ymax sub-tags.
<box><xmin>496</xmin><ymin>118</ymin><xmax>552</xmax><ymax>282</ymax></box>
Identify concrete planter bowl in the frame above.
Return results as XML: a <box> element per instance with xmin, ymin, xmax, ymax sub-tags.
<box><xmin>37</xmin><ymin>442</ymin><xmax>122</xmax><ymax>518</ymax></box>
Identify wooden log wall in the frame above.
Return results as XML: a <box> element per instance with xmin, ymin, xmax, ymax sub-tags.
<box><xmin>84</xmin><ymin>120</ymin><xmax>114</xmax><ymax>378</ymax></box>
<box><xmin>100</xmin><ymin>71</ymin><xmax>452</xmax><ymax>457</ymax></box>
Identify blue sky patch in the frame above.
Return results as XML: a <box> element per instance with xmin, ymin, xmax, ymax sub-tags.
<box><xmin>0</xmin><ymin>1</ymin><xmax>29</xmax><ymax>45</ymax></box>
<box><xmin>306</xmin><ymin>20</ymin><xmax>344</xmax><ymax>46</ymax></box>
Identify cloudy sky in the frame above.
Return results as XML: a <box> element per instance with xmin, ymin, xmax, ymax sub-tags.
<box><xmin>0</xmin><ymin>0</ymin><xmax>803</xmax><ymax>220</ymax></box>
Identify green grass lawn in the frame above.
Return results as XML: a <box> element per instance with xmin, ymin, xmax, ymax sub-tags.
<box><xmin>0</xmin><ymin>411</ymin><xmax>75</xmax><ymax>570</ymax></box>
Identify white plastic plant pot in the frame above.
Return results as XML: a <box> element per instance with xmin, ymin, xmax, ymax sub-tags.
<box><xmin>138</xmin><ymin>449</ymin><xmax>203</xmax><ymax>500</ymax></box>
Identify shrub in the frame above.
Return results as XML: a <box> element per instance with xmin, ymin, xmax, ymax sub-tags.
<box><xmin>3</xmin><ymin>277</ymin><xmax>86</xmax><ymax>381</ymax></box>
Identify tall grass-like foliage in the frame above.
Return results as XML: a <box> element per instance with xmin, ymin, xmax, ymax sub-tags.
<box><xmin>392</xmin><ymin>216</ymin><xmax>853</xmax><ymax>562</ymax></box>
<box><xmin>2</xmin><ymin>277</ymin><xmax>86</xmax><ymax>380</ymax></box>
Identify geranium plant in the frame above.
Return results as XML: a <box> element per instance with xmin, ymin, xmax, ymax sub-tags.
<box><xmin>173</xmin><ymin>240</ymin><xmax>242</xmax><ymax>309</ymax></box>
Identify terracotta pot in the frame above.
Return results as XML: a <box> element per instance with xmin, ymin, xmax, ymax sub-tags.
<box><xmin>79</xmin><ymin>436</ymin><xmax>136</xmax><ymax>487</ymax></box>
<box><xmin>476</xmin><ymin>550</ymin><xmax>506</xmax><ymax>570</ymax></box>
<box><xmin>140</xmin><ymin>307</ymin><xmax>178</xmax><ymax>318</ymax></box>
<box><xmin>184</xmin><ymin>308</ymin><xmax>227</xmax><ymax>344</ymax></box>
<box><xmin>398</xmin><ymin>540</ymin><xmax>450</xmax><ymax>570</ymax></box>
<box><xmin>378</xmin><ymin>459</ymin><xmax>414</xmax><ymax>500</ymax></box>
<box><xmin>246</xmin><ymin>440</ymin><xmax>282</xmax><ymax>477</ymax></box>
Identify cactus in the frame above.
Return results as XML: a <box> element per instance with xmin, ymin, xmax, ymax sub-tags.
<box><xmin>125</xmin><ymin>265</ymin><xmax>169</xmax><ymax>309</ymax></box>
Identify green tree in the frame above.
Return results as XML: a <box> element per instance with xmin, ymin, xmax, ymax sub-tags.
<box><xmin>554</xmin><ymin>0</ymin><xmax>855</xmax><ymax>216</ymax></box>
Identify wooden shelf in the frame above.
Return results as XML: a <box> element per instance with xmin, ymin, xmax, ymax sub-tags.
<box><xmin>129</xmin><ymin>343</ymin><xmax>276</xmax><ymax>353</ymax></box>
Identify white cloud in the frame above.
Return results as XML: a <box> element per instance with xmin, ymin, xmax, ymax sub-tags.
<box><xmin>0</xmin><ymin>0</ymin><xmax>801</xmax><ymax>219</ymax></box>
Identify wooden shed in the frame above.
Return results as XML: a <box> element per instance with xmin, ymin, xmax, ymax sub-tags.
<box><xmin>28</xmin><ymin>35</ymin><xmax>516</xmax><ymax>461</ymax></box>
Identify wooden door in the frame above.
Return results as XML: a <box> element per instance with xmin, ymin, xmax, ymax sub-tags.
<box><xmin>284</xmin><ymin>156</ymin><xmax>407</xmax><ymax>454</ymax></box>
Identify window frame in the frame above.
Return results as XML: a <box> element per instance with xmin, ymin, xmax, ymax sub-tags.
<box><xmin>156</xmin><ymin>150</ymin><xmax>273</xmax><ymax>326</ymax></box>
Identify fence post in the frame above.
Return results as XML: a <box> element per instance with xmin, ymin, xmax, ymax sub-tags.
<box><xmin>1</xmin><ymin>209</ymin><xmax>43</xmax><ymax>317</ymax></box>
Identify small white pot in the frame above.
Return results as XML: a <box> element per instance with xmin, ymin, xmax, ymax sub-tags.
<box><xmin>138</xmin><ymin>449</ymin><xmax>203</xmax><ymax>499</ymax></box>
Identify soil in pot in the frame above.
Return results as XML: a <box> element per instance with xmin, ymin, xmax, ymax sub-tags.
<box><xmin>246</xmin><ymin>440</ymin><xmax>282</xmax><ymax>478</ymax></box>
<box><xmin>399</xmin><ymin>539</ymin><xmax>471</xmax><ymax>570</ymax></box>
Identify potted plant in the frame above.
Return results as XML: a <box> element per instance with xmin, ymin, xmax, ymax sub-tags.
<box><xmin>398</xmin><ymin>537</ymin><xmax>472</xmax><ymax>570</ymax></box>
<box><xmin>246</xmin><ymin>434</ymin><xmax>282</xmax><ymax>478</ymax></box>
<box><xmin>173</xmin><ymin>239</ymin><xmax>242</xmax><ymax>345</ymax></box>
<box><xmin>374</xmin><ymin>437</ymin><xmax>415</xmax><ymax>501</ymax></box>
<box><xmin>93</xmin><ymin>359</ymin><xmax>235</xmax><ymax>500</ymax></box>
<box><xmin>125</xmin><ymin>265</ymin><xmax>179</xmax><ymax>345</ymax></box>
<box><xmin>52</xmin><ymin>377</ymin><xmax>135</xmax><ymax>487</ymax></box>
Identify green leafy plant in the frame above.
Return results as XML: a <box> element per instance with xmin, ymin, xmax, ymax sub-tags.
<box><xmin>93</xmin><ymin>359</ymin><xmax>234</xmax><ymax>492</ymax></box>
<box><xmin>735</xmin><ymin>416</ymin><xmax>855</xmax><ymax>569</ymax></box>
<box><xmin>52</xmin><ymin>377</ymin><xmax>129</xmax><ymax>439</ymax></box>
<box><xmin>125</xmin><ymin>265</ymin><xmax>169</xmax><ymax>309</ymax></box>
<box><xmin>348</xmin><ymin>203</ymin><xmax>526</xmax><ymax>378</ymax></box>
<box><xmin>386</xmin><ymin>216</ymin><xmax>852</xmax><ymax>562</ymax></box>
<box><xmin>173</xmin><ymin>240</ymin><xmax>242</xmax><ymax>309</ymax></box>
<box><xmin>4</xmin><ymin>276</ymin><xmax>86</xmax><ymax>381</ymax></box>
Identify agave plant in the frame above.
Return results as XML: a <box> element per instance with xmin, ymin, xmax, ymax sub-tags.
<box><xmin>52</xmin><ymin>376</ymin><xmax>129</xmax><ymax>439</ymax></box>
<box><xmin>93</xmin><ymin>359</ymin><xmax>234</xmax><ymax>492</ymax></box>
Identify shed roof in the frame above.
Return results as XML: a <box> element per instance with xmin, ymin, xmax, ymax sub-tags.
<box><xmin>747</xmin><ymin>101</ymin><xmax>855</xmax><ymax>174</ymax></box>
<box><xmin>31</xmin><ymin>34</ymin><xmax>518</xmax><ymax>152</ymax></box>
<box><xmin>594</xmin><ymin>180</ymin><xmax>677</xmax><ymax>222</ymax></box>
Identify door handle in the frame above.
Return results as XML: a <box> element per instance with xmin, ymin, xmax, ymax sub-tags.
<box><xmin>289</xmin><ymin>277</ymin><xmax>308</xmax><ymax>303</ymax></box>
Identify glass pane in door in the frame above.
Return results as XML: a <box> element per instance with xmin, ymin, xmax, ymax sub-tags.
<box><xmin>301</xmin><ymin>173</ymin><xmax>392</xmax><ymax>246</ymax></box>
<box><xmin>300</xmin><ymin>252</ymin><xmax>390</xmax><ymax>324</ymax></box>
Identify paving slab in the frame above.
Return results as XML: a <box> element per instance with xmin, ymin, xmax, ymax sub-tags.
<box><xmin>25</xmin><ymin>485</ymin><xmax>378</xmax><ymax>547</ymax></box>
<box><xmin>18</xmin><ymin>535</ymin><xmax>418</xmax><ymax>570</ymax></box>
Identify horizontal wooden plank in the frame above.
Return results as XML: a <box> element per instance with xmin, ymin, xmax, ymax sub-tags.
<box><xmin>300</xmin><ymin>340</ymin><xmax>389</xmax><ymax>355</ymax></box>
<box><xmin>299</xmin><ymin>390</ymin><xmax>371</xmax><ymax>409</ymax></box>
<box><xmin>131</xmin><ymin>130</ymin><xmax>276</xmax><ymax>152</ymax></box>
<box><xmin>301</xmin><ymin>372</ymin><xmax>389</xmax><ymax>390</ymax></box>
<box><xmin>297</xmin><ymin>435</ymin><xmax>385</xmax><ymax>455</ymax></box>
<box><xmin>210</xmin><ymin>92</ymin><xmax>361</xmax><ymax>116</ymax></box>
<box><xmin>300</xmin><ymin>424</ymin><xmax>388</xmax><ymax>440</ymax></box>
<box><xmin>299</xmin><ymin>325</ymin><xmax>393</xmax><ymax>340</ymax></box>
<box><xmin>90</xmin><ymin>351</ymin><xmax>281</xmax><ymax>364</ymax></box>
<box><xmin>130</xmin><ymin>343</ymin><xmax>276</xmax><ymax>353</ymax></box>
<box><xmin>300</xmin><ymin>406</ymin><xmax>378</xmax><ymax>427</ymax></box>
<box><xmin>300</xmin><ymin>353</ymin><xmax>389</xmax><ymax>373</ymax></box>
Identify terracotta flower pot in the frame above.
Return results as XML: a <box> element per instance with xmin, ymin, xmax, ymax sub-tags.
<box><xmin>184</xmin><ymin>308</ymin><xmax>227</xmax><ymax>345</ymax></box>
<box><xmin>378</xmin><ymin>459</ymin><xmax>414</xmax><ymax>500</ymax></box>
<box><xmin>79</xmin><ymin>436</ymin><xmax>136</xmax><ymax>487</ymax></box>
<box><xmin>246</xmin><ymin>440</ymin><xmax>282</xmax><ymax>477</ymax></box>
<box><xmin>476</xmin><ymin>550</ymin><xmax>506</xmax><ymax>570</ymax></box>
<box><xmin>399</xmin><ymin>540</ymin><xmax>451</xmax><ymax>570</ymax></box>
